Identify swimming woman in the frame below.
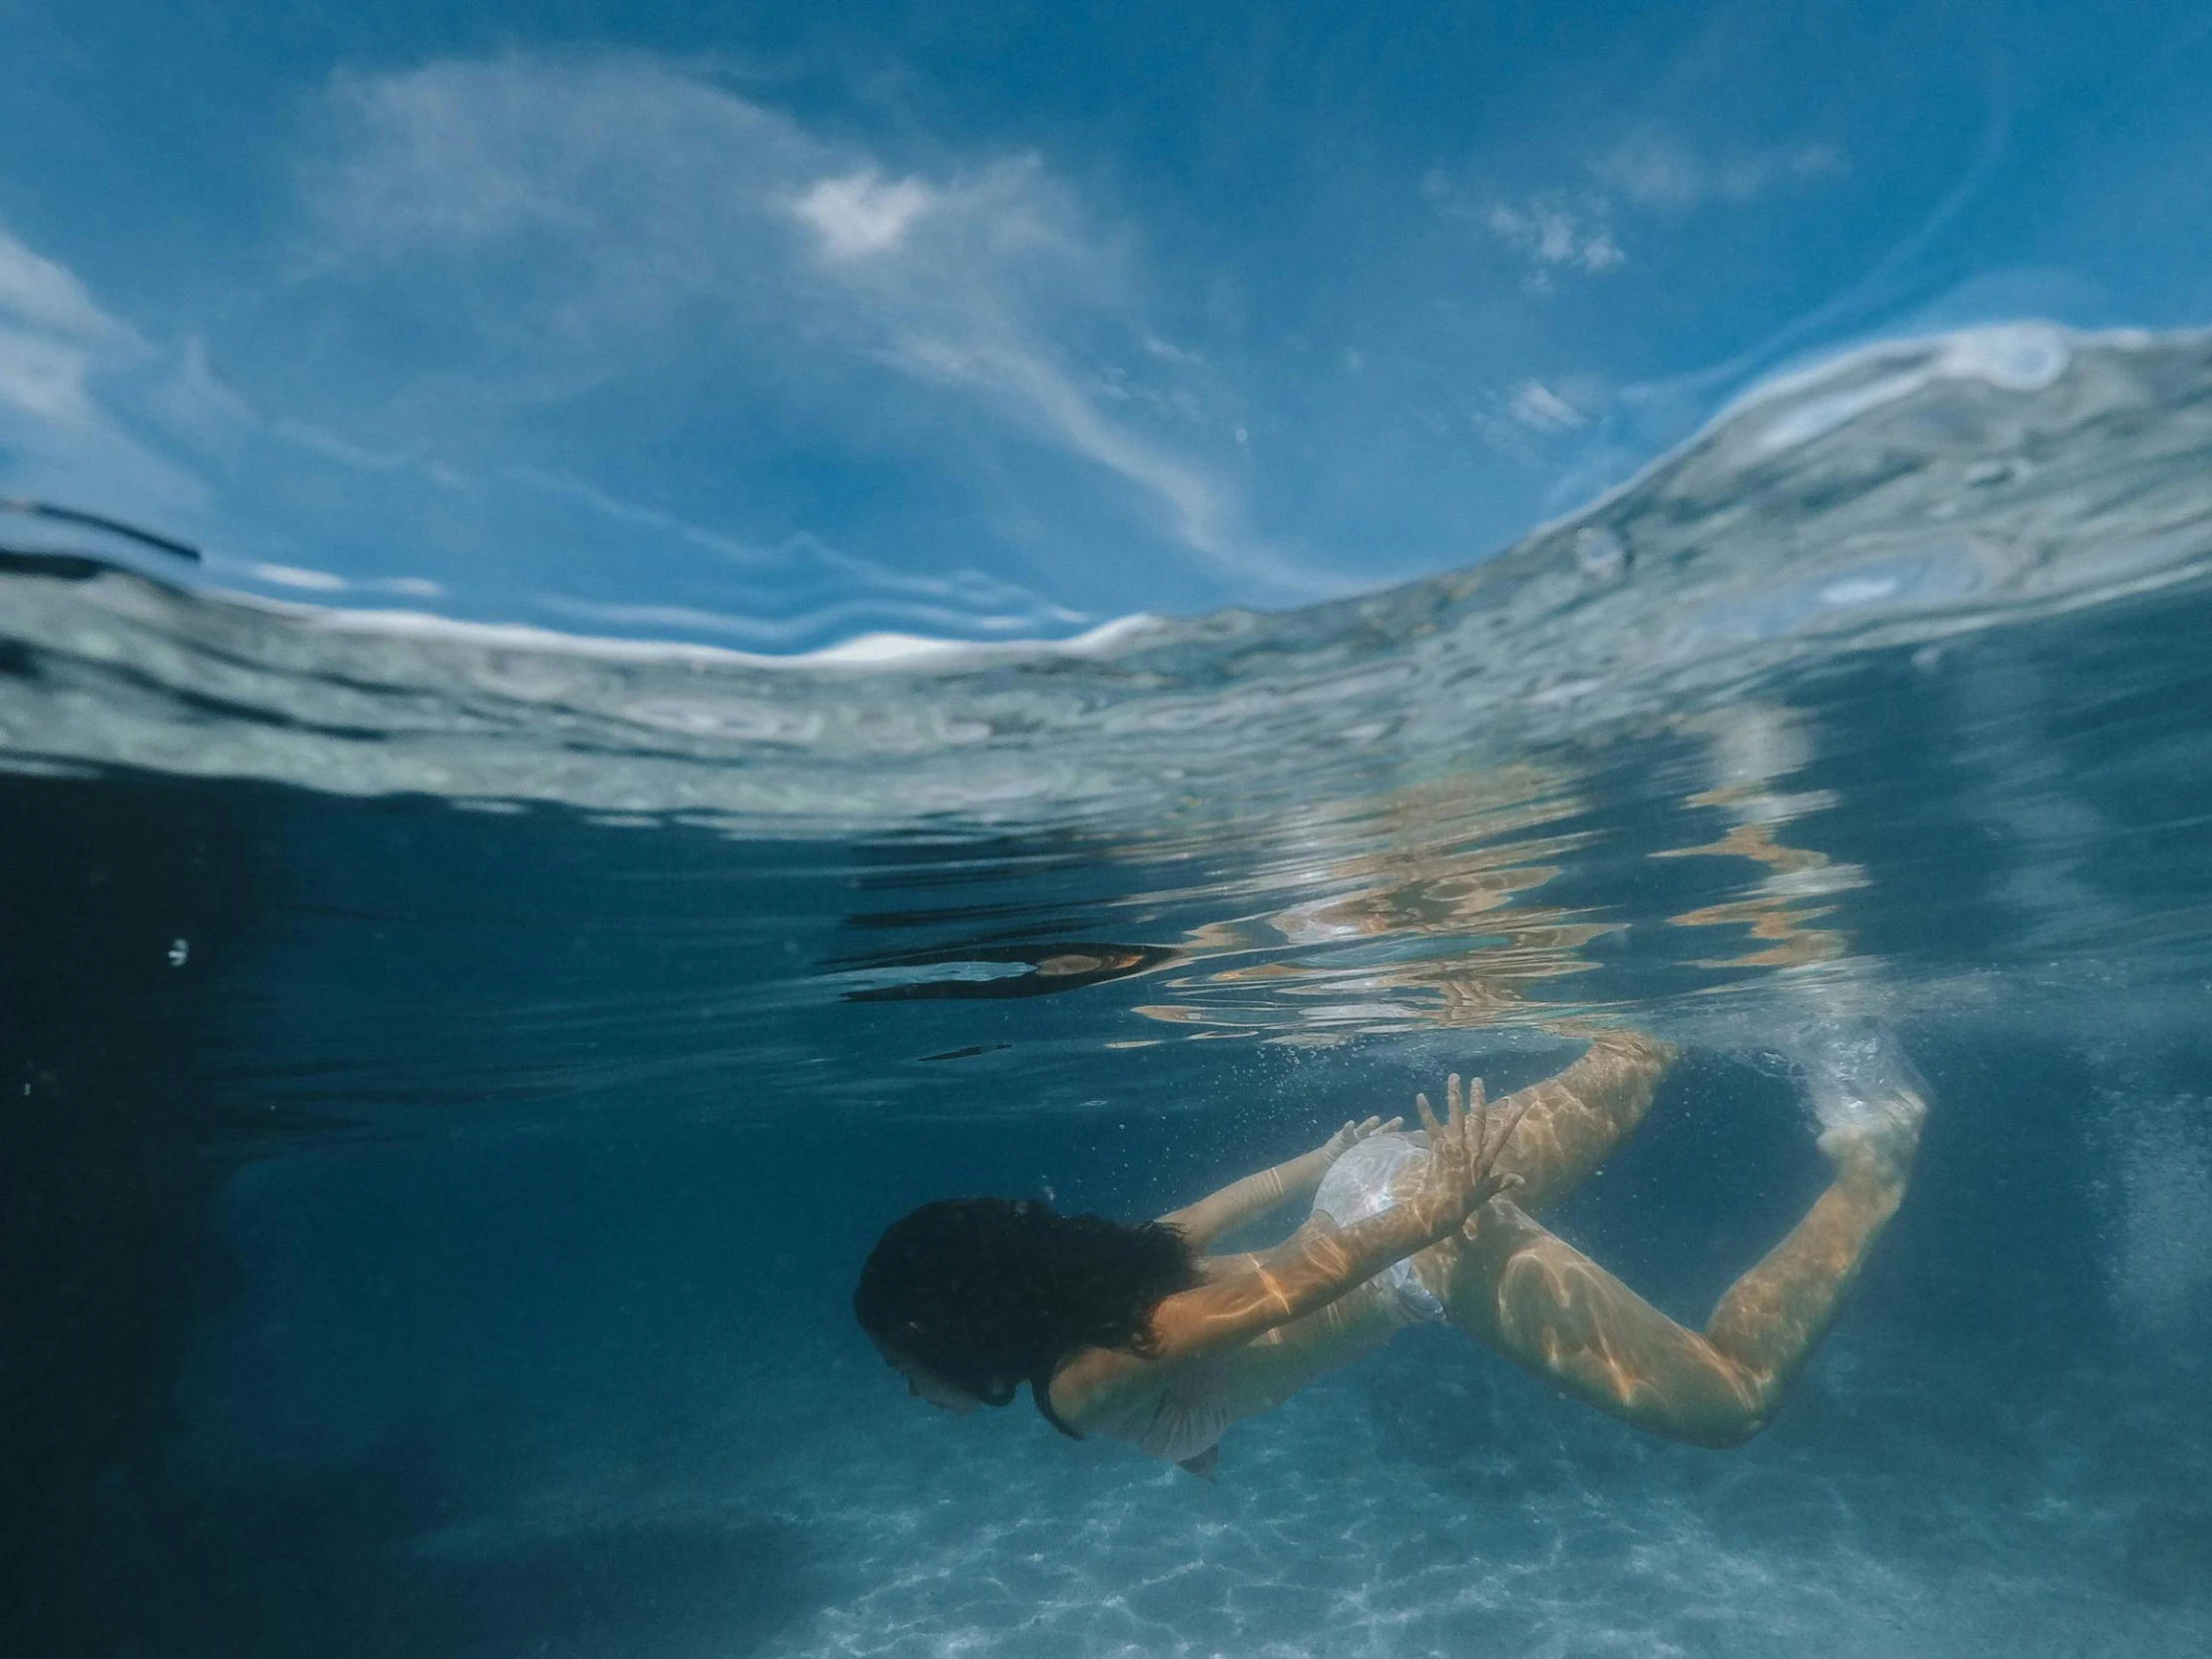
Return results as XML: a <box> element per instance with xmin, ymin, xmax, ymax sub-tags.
<box><xmin>854</xmin><ymin>1030</ymin><xmax>1926</xmax><ymax>1472</ymax></box>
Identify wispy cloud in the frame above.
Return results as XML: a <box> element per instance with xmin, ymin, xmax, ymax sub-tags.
<box><xmin>1506</xmin><ymin>379</ymin><xmax>1587</xmax><ymax>431</ymax></box>
<box><xmin>301</xmin><ymin>54</ymin><xmax>1317</xmax><ymax>594</ymax></box>
<box><xmin>1</xmin><ymin>214</ymin><xmax>1073</xmax><ymax>647</ymax></box>
<box><xmin>0</xmin><ymin>226</ymin><xmax>214</xmax><ymax>524</ymax></box>
<box><xmin>0</xmin><ymin>227</ymin><xmax>132</xmax><ymax>426</ymax></box>
<box><xmin>1424</xmin><ymin>170</ymin><xmax>1623</xmax><ymax>293</ymax></box>
<box><xmin>1430</xmin><ymin>129</ymin><xmax>1845</xmax><ymax>291</ymax></box>
<box><xmin>1591</xmin><ymin>132</ymin><xmax>1845</xmax><ymax>213</ymax></box>
<box><xmin>1467</xmin><ymin>375</ymin><xmax>1601</xmax><ymax>460</ymax></box>
<box><xmin>503</xmin><ymin>461</ymin><xmax>1089</xmax><ymax>642</ymax></box>
<box><xmin>0</xmin><ymin>233</ymin><xmax>132</xmax><ymax>347</ymax></box>
<box><xmin>794</xmin><ymin>169</ymin><xmax>939</xmax><ymax>260</ymax></box>
<box><xmin>1483</xmin><ymin>197</ymin><xmax>1625</xmax><ymax>287</ymax></box>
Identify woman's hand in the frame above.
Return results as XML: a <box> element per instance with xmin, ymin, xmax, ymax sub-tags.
<box><xmin>1400</xmin><ymin>1074</ymin><xmax>1533</xmax><ymax>1241</ymax></box>
<box><xmin>1321</xmin><ymin>1114</ymin><xmax>1403</xmax><ymax>1162</ymax></box>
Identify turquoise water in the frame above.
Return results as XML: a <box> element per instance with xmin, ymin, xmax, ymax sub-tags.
<box><xmin>4</xmin><ymin>325</ymin><xmax>2211</xmax><ymax>1655</ymax></box>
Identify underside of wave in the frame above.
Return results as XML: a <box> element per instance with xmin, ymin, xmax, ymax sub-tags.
<box><xmin>3</xmin><ymin>323</ymin><xmax>2210</xmax><ymax>831</ymax></box>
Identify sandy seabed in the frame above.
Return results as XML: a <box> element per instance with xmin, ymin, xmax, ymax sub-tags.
<box><xmin>395</xmin><ymin>1324</ymin><xmax>2212</xmax><ymax>1659</ymax></box>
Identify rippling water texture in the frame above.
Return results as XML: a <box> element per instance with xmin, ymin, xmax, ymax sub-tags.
<box><xmin>4</xmin><ymin>325</ymin><xmax>2211</xmax><ymax>1655</ymax></box>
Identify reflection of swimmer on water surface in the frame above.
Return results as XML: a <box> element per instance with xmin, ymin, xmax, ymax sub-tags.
<box><xmin>834</xmin><ymin>767</ymin><xmax>1601</xmax><ymax>1030</ymax></box>
<box><xmin>1034</xmin><ymin>950</ymin><xmax>1123</xmax><ymax>977</ymax></box>
<box><xmin>1133</xmin><ymin>770</ymin><xmax>1613</xmax><ymax>1040</ymax></box>
<box><xmin>856</xmin><ymin>1028</ymin><xmax>1927</xmax><ymax>1473</ymax></box>
<box><xmin>836</xmin><ymin>941</ymin><xmax>1167</xmax><ymax>1000</ymax></box>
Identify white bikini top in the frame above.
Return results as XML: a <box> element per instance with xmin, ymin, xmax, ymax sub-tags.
<box><xmin>1107</xmin><ymin>1358</ymin><xmax>1233</xmax><ymax>1465</ymax></box>
<box><xmin>1037</xmin><ymin>1356</ymin><xmax>1233</xmax><ymax>1476</ymax></box>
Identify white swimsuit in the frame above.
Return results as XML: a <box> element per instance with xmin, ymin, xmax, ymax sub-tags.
<box><xmin>1086</xmin><ymin>1356</ymin><xmax>1236</xmax><ymax>1468</ymax></box>
<box><xmin>1310</xmin><ymin>1132</ymin><xmax>1448</xmax><ymax>1326</ymax></box>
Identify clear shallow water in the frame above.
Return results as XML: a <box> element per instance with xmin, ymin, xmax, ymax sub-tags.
<box><xmin>4</xmin><ymin>324</ymin><xmax>2212</xmax><ymax>1656</ymax></box>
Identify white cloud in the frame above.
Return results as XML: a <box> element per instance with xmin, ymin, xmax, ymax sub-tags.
<box><xmin>1508</xmin><ymin>379</ymin><xmax>1586</xmax><ymax>430</ymax></box>
<box><xmin>0</xmin><ymin>226</ymin><xmax>214</xmax><ymax>527</ymax></box>
<box><xmin>534</xmin><ymin>590</ymin><xmax>1073</xmax><ymax>651</ymax></box>
<box><xmin>0</xmin><ymin>232</ymin><xmax>132</xmax><ymax>346</ymax></box>
<box><xmin>0</xmin><ymin>325</ymin><xmax>105</xmax><ymax>424</ymax></box>
<box><xmin>0</xmin><ymin>229</ymin><xmax>139</xmax><ymax>426</ymax></box>
<box><xmin>0</xmin><ymin>217</ymin><xmax>1073</xmax><ymax>645</ymax></box>
<box><xmin>1592</xmin><ymin>133</ymin><xmax>1845</xmax><ymax>213</ymax></box>
<box><xmin>1427</xmin><ymin>175</ymin><xmax>1625</xmax><ymax>291</ymax></box>
<box><xmin>1141</xmin><ymin>333</ymin><xmax>1203</xmax><ymax>366</ymax></box>
<box><xmin>252</xmin><ymin>561</ymin><xmax>351</xmax><ymax>591</ymax></box>
<box><xmin>1464</xmin><ymin>371</ymin><xmax>1612</xmax><ymax>466</ymax></box>
<box><xmin>1434</xmin><ymin>131</ymin><xmax>1843</xmax><ymax>291</ymax></box>
<box><xmin>300</xmin><ymin>54</ymin><xmax>1318</xmax><ymax>594</ymax></box>
<box><xmin>1484</xmin><ymin>198</ymin><xmax>1625</xmax><ymax>286</ymax></box>
<box><xmin>795</xmin><ymin>169</ymin><xmax>938</xmax><ymax>260</ymax></box>
<box><xmin>501</xmin><ymin>462</ymin><xmax>1090</xmax><ymax>641</ymax></box>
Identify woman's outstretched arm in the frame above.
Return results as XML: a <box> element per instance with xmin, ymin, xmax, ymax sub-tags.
<box><xmin>1157</xmin><ymin>1115</ymin><xmax>1400</xmax><ymax>1250</ymax></box>
<box><xmin>1161</xmin><ymin>1025</ymin><xmax>1671</xmax><ymax>1251</ymax></box>
<box><xmin>1055</xmin><ymin>1085</ymin><xmax>1521</xmax><ymax>1424</ymax></box>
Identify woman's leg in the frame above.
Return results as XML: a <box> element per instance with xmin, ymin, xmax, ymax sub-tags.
<box><xmin>1487</xmin><ymin>1030</ymin><xmax>1679</xmax><ymax>1213</ymax></box>
<box><xmin>1428</xmin><ymin>1084</ymin><xmax>1925</xmax><ymax>1448</ymax></box>
<box><xmin>1206</xmin><ymin>1032</ymin><xmax>1675</xmax><ymax>1426</ymax></box>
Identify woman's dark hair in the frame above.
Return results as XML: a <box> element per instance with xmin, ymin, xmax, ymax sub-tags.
<box><xmin>853</xmin><ymin>1197</ymin><xmax>1202</xmax><ymax>1405</ymax></box>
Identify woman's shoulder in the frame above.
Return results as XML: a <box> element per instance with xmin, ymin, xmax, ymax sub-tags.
<box><xmin>1046</xmin><ymin>1342</ymin><xmax>1148</xmax><ymax>1425</ymax></box>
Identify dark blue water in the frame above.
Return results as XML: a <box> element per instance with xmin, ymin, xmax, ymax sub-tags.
<box><xmin>5</xmin><ymin>326</ymin><xmax>2212</xmax><ymax>1655</ymax></box>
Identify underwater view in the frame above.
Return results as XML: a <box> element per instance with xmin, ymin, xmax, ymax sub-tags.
<box><xmin>7</xmin><ymin>321</ymin><xmax>2212</xmax><ymax>1656</ymax></box>
<box><xmin>9</xmin><ymin>4</ymin><xmax>2212</xmax><ymax>1656</ymax></box>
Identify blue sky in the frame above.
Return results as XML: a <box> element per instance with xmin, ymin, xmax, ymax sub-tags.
<box><xmin>2</xmin><ymin>0</ymin><xmax>2208</xmax><ymax>650</ymax></box>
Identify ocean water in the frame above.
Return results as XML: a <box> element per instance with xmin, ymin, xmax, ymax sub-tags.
<box><xmin>5</xmin><ymin>324</ymin><xmax>2212</xmax><ymax>1657</ymax></box>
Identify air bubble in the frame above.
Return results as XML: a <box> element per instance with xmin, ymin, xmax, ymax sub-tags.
<box><xmin>1573</xmin><ymin>526</ymin><xmax>1629</xmax><ymax>581</ymax></box>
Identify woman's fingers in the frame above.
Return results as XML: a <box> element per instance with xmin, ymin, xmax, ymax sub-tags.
<box><xmin>1413</xmin><ymin>1071</ymin><xmax>1518</xmax><ymax>1227</ymax></box>
<box><xmin>1439</xmin><ymin>1080</ymin><xmax>1472</xmax><ymax>1188</ymax></box>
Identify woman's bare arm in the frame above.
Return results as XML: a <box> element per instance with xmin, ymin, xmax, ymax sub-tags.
<box><xmin>1056</xmin><ymin>1081</ymin><xmax>1528</xmax><ymax>1422</ymax></box>
<box><xmin>1163</xmin><ymin>1029</ymin><xmax>1671</xmax><ymax>1254</ymax></box>
<box><xmin>1157</xmin><ymin>1115</ymin><xmax>1400</xmax><ymax>1250</ymax></box>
